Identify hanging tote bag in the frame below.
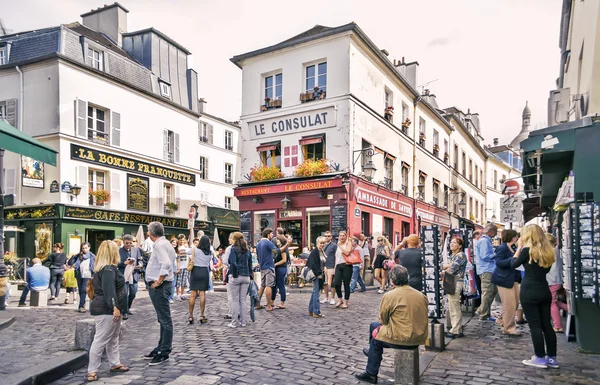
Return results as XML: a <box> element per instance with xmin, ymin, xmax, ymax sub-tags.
<box><xmin>442</xmin><ymin>271</ymin><xmax>456</xmax><ymax>295</ymax></box>
<box><xmin>344</xmin><ymin>249</ymin><xmax>363</xmax><ymax>265</ymax></box>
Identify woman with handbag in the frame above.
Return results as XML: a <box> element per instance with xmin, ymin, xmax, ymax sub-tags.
<box><xmin>68</xmin><ymin>242</ymin><xmax>95</xmax><ymax>313</ymax></box>
<box><xmin>227</xmin><ymin>232</ymin><xmax>253</xmax><ymax>328</ymax></box>
<box><xmin>87</xmin><ymin>240</ymin><xmax>128</xmax><ymax>382</ymax></box>
<box><xmin>187</xmin><ymin>235</ymin><xmax>212</xmax><ymax>324</ymax></box>
<box><xmin>307</xmin><ymin>236</ymin><xmax>326</xmax><ymax>318</ymax></box>
<box><xmin>271</xmin><ymin>235</ymin><xmax>289</xmax><ymax>309</ymax></box>
<box><xmin>333</xmin><ymin>231</ymin><xmax>353</xmax><ymax>309</ymax></box>
<box><xmin>373</xmin><ymin>237</ymin><xmax>392</xmax><ymax>294</ymax></box>
<box><xmin>443</xmin><ymin>237</ymin><xmax>467</xmax><ymax>339</ymax></box>
<box><xmin>492</xmin><ymin>229</ymin><xmax>522</xmax><ymax>336</ymax></box>
<box><xmin>47</xmin><ymin>243</ymin><xmax>67</xmax><ymax>301</ymax></box>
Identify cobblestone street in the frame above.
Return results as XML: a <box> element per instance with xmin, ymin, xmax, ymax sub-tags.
<box><xmin>2</xmin><ymin>287</ymin><xmax>600</xmax><ymax>384</ymax></box>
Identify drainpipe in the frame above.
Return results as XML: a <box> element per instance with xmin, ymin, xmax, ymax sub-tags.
<box><xmin>412</xmin><ymin>96</ymin><xmax>422</xmax><ymax>232</ymax></box>
<box><xmin>15</xmin><ymin>66</ymin><xmax>23</xmax><ymax>131</ymax></box>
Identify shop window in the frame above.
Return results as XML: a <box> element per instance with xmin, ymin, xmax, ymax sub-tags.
<box><xmin>258</xmin><ymin>142</ymin><xmax>281</xmax><ymax>168</ymax></box>
<box><xmin>254</xmin><ymin>212</ymin><xmax>276</xmax><ymax>241</ymax></box>
<box><xmin>301</xmin><ymin>135</ymin><xmax>325</xmax><ymax>161</ymax></box>
<box><xmin>283</xmin><ymin>145</ymin><xmax>299</xmax><ymax>167</ymax></box>
<box><xmin>88</xmin><ymin>169</ymin><xmax>106</xmax><ymax>206</ymax></box>
<box><xmin>306</xmin><ymin>208</ymin><xmax>330</xmax><ymax>249</ymax></box>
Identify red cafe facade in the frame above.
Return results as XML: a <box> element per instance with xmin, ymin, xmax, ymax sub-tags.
<box><xmin>234</xmin><ymin>172</ymin><xmax>451</xmax><ymax>250</ymax></box>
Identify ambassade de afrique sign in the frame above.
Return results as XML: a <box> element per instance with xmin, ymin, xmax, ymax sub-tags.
<box><xmin>248</xmin><ymin>106</ymin><xmax>336</xmax><ymax>140</ymax></box>
<box><xmin>71</xmin><ymin>144</ymin><xmax>195</xmax><ymax>186</ymax></box>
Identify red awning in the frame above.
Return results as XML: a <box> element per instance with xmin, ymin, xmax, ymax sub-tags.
<box><xmin>256</xmin><ymin>141</ymin><xmax>279</xmax><ymax>152</ymax></box>
<box><xmin>299</xmin><ymin>134</ymin><xmax>324</xmax><ymax>146</ymax></box>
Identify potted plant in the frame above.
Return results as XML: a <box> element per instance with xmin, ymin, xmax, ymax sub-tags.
<box><xmin>444</xmin><ymin>152</ymin><xmax>449</xmax><ymax>161</ymax></box>
<box><xmin>164</xmin><ymin>202</ymin><xmax>179</xmax><ymax>212</ymax></box>
<box><xmin>433</xmin><ymin>144</ymin><xmax>440</xmax><ymax>156</ymax></box>
<box><xmin>89</xmin><ymin>189</ymin><xmax>110</xmax><ymax>205</ymax></box>
<box><xmin>402</xmin><ymin>118</ymin><xmax>411</xmax><ymax>128</ymax></box>
<box><xmin>469</xmin><ymin>213</ymin><xmax>476</xmax><ymax>221</ymax></box>
<box><xmin>250</xmin><ymin>164</ymin><xmax>284</xmax><ymax>182</ymax></box>
<box><xmin>294</xmin><ymin>159</ymin><xmax>330</xmax><ymax>177</ymax></box>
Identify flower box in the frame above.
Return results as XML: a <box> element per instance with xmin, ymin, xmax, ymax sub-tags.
<box><xmin>294</xmin><ymin>159</ymin><xmax>330</xmax><ymax>177</ymax></box>
<box><xmin>89</xmin><ymin>189</ymin><xmax>110</xmax><ymax>205</ymax></box>
<box><xmin>250</xmin><ymin>164</ymin><xmax>284</xmax><ymax>182</ymax></box>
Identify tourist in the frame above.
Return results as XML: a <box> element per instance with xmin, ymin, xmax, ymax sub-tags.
<box><xmin>308</xmin><ymin>236</ymin><xmax>326</xmax><ymax>318</ymax></box>
<box><xmin>349</xmin><ymin>236</ymin><xmax>367</xmax><ymax>293</ymax></box>
<box><xmin>131</xmin><ymin>237</ymin><xmax>138</xmax><ymax>248</ymax></box>
<box><xmin>321</xmin><ymin>231</ymin><xmax>338</xmax><ymax>305</ymax></box>
<box><xmin>510</xmin><ymin>224</ymin><xmax>558</xmax><ymax>369</ymax></box>
<box><xmin>359</xmin><ymin>234</ymin><xmax>371</xmax><ymax>269</ymax></box>
<box><xmin>373</xmin><ymin>236</ymin><xmax>392</xmax><ymax>294</ymax></box>
<box><xmin>333</xmin><ymin>230</ymin><xmax>353</xmax><ymax>308</ymax></box>
<box><xmin>187</xmin><ymin>235</ymin><xmax>212</xmax><ymax>324</ymax></box>
<box><xmin>143</xmin><ymin>222</ymin><xmax>175</xmax><ymax>366</ymax></box>
<box><xmin>256</xmin><ymin>228</ymin><xmax>278</xmax><ymax>311</ymax></box>
<box><xmin>63</xmin><ymin>265</ymin><xmax>78</xmax><ymax>304</ymax></box>
<box><xmin>472</xmin><ymin>230</ymin><xmax>483</xmax><ymax>308</ymax></box>
<box><xmin>47</xmin><ymin>243</ymin><xmax>67</xmax><ymax>301</ymax></box>
<box><xmin>87</xmin><ymin>240</ymin><xmax>128</xmax><ymax>382</ymax></box>
<box><xmin>395</xmin><ymin>235</ymin><xmax>423</xmax><ymax>292</ymax></box>
<box><xmin>299</xmin><ymin>247</ymin><xmax>310</xmax><ymax>260</ymax></box>
<box><xmin>354</xmin><ymin>265</ymin><xmax>428</xmax><ymax>384</ymax></box>
<box><xmin>443</xmin><ymin>237</ymin><xmax>468</xmax><ymax>338</ymax></box>
<box><xmin>545</xmin><ymin>234</ymin><xmax>568</xmax><ymax>333</ymax></box>
<box><xmin>492</xmin><ymin>229</ymin><xmax>522</xmax><ymax>336</ymax></box>
<box><xmin>18</xmin><ymin>258</ymin><xmax>50</xmax><ymax>307</ymax></box>
<box><xmin>175</xmin><ymin>236</ymin><xmax>190</xmax><ymax>301</ymax></box>
<box><xmin>118</xmin><ymin>234</ymin><xmax>142</xmax><ymax>316</ymax></box>
<box><xmin>271</xmin><ymin>235</ymin><xmax>289</xmax><ymax>309</ymax></box>
<box><xmin>168</xmin><ymin>237</ymin><xmax>178</xmax><ymax>303</ymax></box>
<box><xmin>475</xmin><ymin>224</ymin><xmax>498</xmax><ymax>321</ymax></box>
<box><xmin>227</xmin><ymin>232</ymin><xmax>253</xmax><ymax>328</ymax></box>
<box><xmin>222</xmin><ymin>234</ymin><xmax>235</xmax><ymax>320</ymax></box>
<box><xmin>68</xmin><ymin>242</ymin><xmax>95</xmax><ymax>313</ymax></box>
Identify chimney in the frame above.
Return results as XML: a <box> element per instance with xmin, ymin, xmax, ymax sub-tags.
<box><xmin>198</xmin><ymin>98</ymin><xmax>207</xmax><ymax>113</ymax></box>
<box><xmin>493</xmin><ymin>138</ymin><xmax>499</xmax><ymax>145</ymax></box>
<box><xmin>404</xmin><ymin>61</ymin><xmax>419</xmax><ymax>89</ymax></box>
<box><xmin>81</xmin><ymin>3</ymin><xmax>129</xmax><ymax>46</ymax></box>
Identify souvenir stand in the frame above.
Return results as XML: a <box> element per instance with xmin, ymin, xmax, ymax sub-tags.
<box><xmin>420</xmin><ymin>225</ymin><xmax>446</xmax><ymax>351</ymax></box>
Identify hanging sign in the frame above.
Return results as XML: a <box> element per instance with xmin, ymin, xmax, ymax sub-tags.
<box><xmin>50</xmin><ymin>180</ymin><xmax>59</xmax><ymax>193</ymax></box>
<box><xmin>21</xmin><ymin>156</ymin><xmax>44</xmax><ymax>189</ymax></box>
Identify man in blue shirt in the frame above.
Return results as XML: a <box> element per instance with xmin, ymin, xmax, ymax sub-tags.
<box><xmin>475</xmin><ymin>224</ymin><xmax>498</xmax><ymax>321</ymax></box>
<box><xmin>256</xmin><ymin>228</ymin><xmax>278</xmax><ymax>311</ymax></box>
<box><xmin>19</xmin><ymin>258</ymin><xmax>50</xmax><ymax>306</ymax></box>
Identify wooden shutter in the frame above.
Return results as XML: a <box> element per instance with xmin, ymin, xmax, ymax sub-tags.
<box><xmin>111</xmin><ymin>111</ymin><xmax>121</xmax><ymax>147</ymax></box>
<box><xmin>163</xmin><ymin>129</ymin><xmax>169</xmax><ymax>160</ymax></box>
<box><xmin>205</xmin><ymin>157</ymin><xmax>209</xmax><ymax>180</ymax></box>
<box><xmin>5</xmin><ymin>99</ymin><xmax>17</xmax><ymax>129</ymax></box>
<box><xmin>175</xmin><ymin>185</ymin><xmax>181</xmax><ymax>214</ymax></box>
<box><xmin>198</xmin><ymin>121</ymin><xmax>202</xmax><ymax>143</ymax></box>
<box><xmin>156</xmin><ymin>181</ymin><xmax>164</xmax><ymax>213</ymax></box>
<box><xmin>208</xmin><ymin>124</ymin><xmax>214</xmax><ymax>144</ymax></box>
<box><xmin>4</xmin><ymin>168</ymin><xmax>16</xmax><ymax>196</ymax></box>
<box><xmin>77</xmin><ymin>165</ymin><xmax>89</xmax><ymax>204</ymax></box>
<box><xmin>174</xmin><ymin>133</ymin><xmax>180</xmax><ymax>163</ymax></box>
<box><xmin>76</xmin><ymin>99</ymin><xmax>87</xmax><ymax>137</ymax></box>
<box><xmin>111</xmin><ymin>172</ymin><xmax>121</xmax><ymax>208</ymax></box>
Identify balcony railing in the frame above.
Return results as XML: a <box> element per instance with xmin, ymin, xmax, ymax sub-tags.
<box><xmin>225</xmin><ymin>177</ymin><xmax>233</xmax><ymax>184</ymax></box>
<box><xmin>225</xmin><ymin>145</ymin><xmax>234</xmax><ymax>151</ymax></box>
<box><xmin>261</xmin><ymin>98</ymin><xmax>282</xmax><ymax>111</ymax></box>
<box><xmin>399</xmin><ymin>184</ymin><xmax>408</xmax><ymax>195</ymax></box>
<box><xmin>88</xmin><ymin>129</ymin><xmax>109</xmax><ymax>145</ymax></box>
<box><xmin>199</xmin><ymin>136</ymin><xmax>209</xmax><ymax>143</ymax></box>
<box><xmin>381</xmin><ymin>177</ymin><xmax>393</xmax><ymax>190</ymax></box>
<box><xmin>300</xmin><ymin>88</ymin><xmax>326</xmax><ymax>103</ymax></box>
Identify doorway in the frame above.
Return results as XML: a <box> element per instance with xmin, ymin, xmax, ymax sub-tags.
<box><xmin>278</xmin><ymin>220</ymin><xmax>302</xmax><ymax>253</ymax></box>
<box><xmin>402</xmin><ymin>221</ymin><xmax>411</xmax><ymax>239</ymax></box>
<box><xmin>361</xmin><ymin>212</ymin><xmax>371</xmax><ymax>236</ymax></box>
<box><xmin>87</xmin><ymin>229</ymin><xmax>115</xmax><ymax>254</ymax></box>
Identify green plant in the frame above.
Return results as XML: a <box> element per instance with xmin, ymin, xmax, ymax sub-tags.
<box><xmin>165</xmin><ymin>202</ymin><xmax>179</xmax><ymax>211</ymax></box>
<box><xmin>250</xmin><ymin>164</ymin><xmax>284</xmax><ymax>182</ymax></box>
<box><xmin>295</xmin><ymin>158</ymin><xmax>329</xmax><ymax>177</ymax></box>
<box><xmin>89</xmin><ymin>189</ymin><xmax>111</xmax><ymax>203</ymax></box>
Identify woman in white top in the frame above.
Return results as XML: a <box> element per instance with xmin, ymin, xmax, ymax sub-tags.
<box><xmin>186</xmin><ymin>235</ymin><xmax>213</xmax><ymax>324</ymax></box>
<box><xmin>332</xmin><ymin>231</ymin><xmax>353</xmax><ymax>309</ymax></box>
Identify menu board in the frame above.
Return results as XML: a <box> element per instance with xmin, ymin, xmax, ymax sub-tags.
<box><xmin>127</xmin><ymin>175</ymin><xmax>149</xmax><ymax>212</ymax></box>
<box><xmin>421</xmin><ymin>225</ymin><xmax>443</xmax><ymax>319</ymax></box>
<box><xmin>331</xmin><ymin>204</ymin><xmax>347</xmax><ymax>237</ymax></box>
<box><xmin>240</xmin><ymin>211</ymin><xmax>252</xmax><ymax>245</ymax></box>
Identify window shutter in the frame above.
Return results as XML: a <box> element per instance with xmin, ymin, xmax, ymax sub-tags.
<box><xmin>6</xmin><ymin>99</ymin><xmax>17</xmax><ymax>129</ymax></box>
<box><xmin>77</xmin><ymin>165</ymin><xmax>89</xmax><ymax>204</ymax></box>
<box><xmin>175</xmin><ymin>185</ymin><xmax>181</xmax><ymax>212</ymax></box>
<box><xmin>111</xmin><ymin>111</ymin><xmax>121</xmax><ymax>147</ymax></box>
<box><xmin>163</xmin><ymin>129</ymin><xmax>169</xmax><ymax>160</ymax></box>
<box><xmin>4</xmin><ymin>168</ymin><xmax>16</xmax><ymax>196</ymax></box>
<box><xmin>156</xmin><ymin>181</ymin><xmax>164</xmax><ymax>213</ymax></box>
<box><xmin>205</xmin><ymin>157</ymin><xmax>209</xmax><ymax>180</ymax></box>
<box><xmin>174</xmin><ymin>133</ymin><xmax>180</xmax><ymax>163</ymax></box>
<box><xmin>198</xmin><ymin>121</ymin><xmax>202</xmax><ymax>143</ymax></box>
<box><xmin>111</xmin><ymin>172</ymin><xmax>121</xmax><ymax>208</ymax></box>
<box><xmin>208</xmin><ymin>124</ymin><xmax>214</xmax><ymax>144</ymax></box>
<box><xmin>76</xmin><ymin>99</ymin><xmax>87</xmax><ymax>137</ymax></box>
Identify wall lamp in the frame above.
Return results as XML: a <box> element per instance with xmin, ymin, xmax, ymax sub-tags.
<box><xmin>281</xmin><ymin>196</ymin><xmax>291</xmax><ymax>209</ymax></box>
<box><xmin>252</xmin><ymin>197</ymin><xmax>263</xmax><ymax>204</ymax></box>
<box><xmin>352</xmin><ymin>148</ymin><xmax>379</xmax><ymax>180</ymax></box>
<box><xmin>70</xmin><ymin>185</ymin><xmax>82</xmax><ymax>202</ymax></box>
<box><xmin>318</xmin><ymin>191</ymin><xmax>327</xmax><ymax>199</ymax></box>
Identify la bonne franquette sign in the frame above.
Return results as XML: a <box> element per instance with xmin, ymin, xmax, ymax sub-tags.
<box><xmin>248</xmin><ymin>107</ymin><xmax>336</xmax><ymax>140</ymax></box>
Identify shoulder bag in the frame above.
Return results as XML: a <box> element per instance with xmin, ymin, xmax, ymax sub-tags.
<box><xmin>442</xmin><ymin>271</ymin><xmax>456</xmax><ymax>295</ymax></box>
<box><xmin>301</xmin><ymin>266</ymin><xmax>316</xmax><ymax>283</ymax></box>
<box><xmin>344</xmin><ymin>248</ymin><xmax>363</xmax><ymax>265</ymax></box>
<box><xmin>187</xmin><ymin>247</ymin><xmax>195</xmax><ymax>272</ymax></box>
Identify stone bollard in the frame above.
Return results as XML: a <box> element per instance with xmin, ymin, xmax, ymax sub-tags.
<box><xmin>425</xmin><ymin>322</ymin><xmax>445</xmax><ymax>352</ymax></box>
<box><xmin>364</xmin><ymin>269</ymin><xmax>374</xmax><ymax>287</ymax></box>
<box><xmin>75</xmin><ymin>319</ymin><xmax>96</xmax><ymax>351</ymax></box>
<box><xmin>30</xmin><ymin>289</ymin><xmax>49</xmax><ymax>307</ymax></box>
<box><xmin>394</xmin><ymin>348</ymin><xmax>420</xmax><ymax>385</ymax></box>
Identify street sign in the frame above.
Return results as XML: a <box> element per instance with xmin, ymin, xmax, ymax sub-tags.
<box><xmin>503</xmin><ymin>180</ymin><xmax>520</xmax><ymax>196</ymax></box>
<box><xmin>61</xmin><ymin>181</ymin><xmax>72</xmax><ymax>193</ymax></box>
<box><xmin>500</xmin><ymin>196</ymin><xmax>523</xmax><ymax>223</ymax></box>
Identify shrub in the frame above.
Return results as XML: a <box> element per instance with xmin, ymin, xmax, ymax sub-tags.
<box><xmin>295</xmin><ymin>159</ymin><xmax>329</xmax><ymax>177</ymax></box>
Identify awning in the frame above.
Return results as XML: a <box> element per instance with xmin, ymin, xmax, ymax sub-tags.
<box><xmin>299</xmin><ymin>134</ymin><xmax>324</xmax><ymax>145</ymax></box>
<box><xmin>0</xmin><ymin>120</ymin><xmax>58</xmax><ymax>166</ymax></box>
<box><xmin>256</xmin><ymin>141</ymin><xmax>280</xmax><ymax>152</ymax></box>
<box><xmin>523</xmin><ymin>196</ymin><xmax>548</xmax><ymax>223</ymax></box>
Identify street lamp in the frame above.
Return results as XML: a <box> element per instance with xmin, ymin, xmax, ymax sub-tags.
<box><xmin>352</xmin><ymin>148</ymin><xmax>380</xmax><ymax>181</ymax></box>
<box><xmin>458</xmin><ymin>194</ymin><xmax>466</xmax><ymax>216</ymax></box>
<box><xmin>70</xmin><ymin>184</ymin><xmax>82</xmax><ymax>203</ymax></box>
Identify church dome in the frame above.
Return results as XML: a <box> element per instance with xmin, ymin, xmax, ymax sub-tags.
<box><xmin>522</xmin><ymin>101</ymin><xmax>531</xmax><ymax>117</ymax></box>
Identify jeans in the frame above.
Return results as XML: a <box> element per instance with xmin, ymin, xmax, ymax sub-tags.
<box><xmin>549</xmin><ymin>284</ymin><xmax>568</xmax><ymax>329</ymax></box>
<box><xmin>49</xmin><ymin>268</ymin><xmax>64</xmax><ymax>298</ymax></box>
<box><xmin>350</xmin><ymin>265</ymin><xmax>366</xmax><ymax>292</ymax></box>
<box><xmin>148</xmin><ymin>281</ymin><xmax>173</xmax><ymax>356</ymax></box>
<box><xmin>76</xmin><ymin>276</ymin><xmax>90</xmax><ymax>309</ymax></box>
<box><xmin>365</xmin><ymin>322</ymin><xmax>418</xmax><ymax>376</ymax></box>
<box><xmin>230</xmin><ymin>276</ymin><xmax>250</xmax><ymax>325</ymax></box>
<box><xmin>308</xmin><ymin>281</ymin><xmax>321</xmax><ymax>315</ymax></box>
<box><xmin>271</xmin><ymin>267</ymin><xmax>287</xmax><ymax>302</ymax></box>
<box><xmin>477</xmin><ymin>272</ymin><xmax>497</xmax><ymax>319</ymax></box>
<box><xmin>125</xmin><ymin>282</ymin><xmax>138</xmax><ymax>313</ymax></box>
<box><xmin>521</xmin><ymin>287</ymin><xmax>556</xmax><ymax>358</ymax></box>
<box><xmin>87</xmin><ymin>315</ymin><xmax>121</xmax><ymax>374</ymax></box>
<box><xmin>334</xmin><ymin>264</ymin><xmax>353</xmax><ymax>300</ymax></box>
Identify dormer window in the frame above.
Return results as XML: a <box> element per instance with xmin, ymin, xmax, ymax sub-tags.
<box><xmin>0</xmin><ymin>47</ymin><xmax>7</xmax><ymax>65</ymax></box>
<box><xmin>160</xmin><ymin>82</ymin><xmax>171</xmax><ymax>99</ymax></box>
<box><xmin>87</xmin><ymin>48</ymin><xmax>103</xmax><ymax>71</ymax></box>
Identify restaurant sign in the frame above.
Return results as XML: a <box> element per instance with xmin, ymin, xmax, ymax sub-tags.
<box><xmin>355</xmin><ymin>188</ymin><xmax>412</xmax><ymax>218</ymax></box>
<box><xmin>127</xmin><ymin>175</ymin><xmax>149</xmax><ymax>212</ymax></box>
<box><xmin>234</xmin><ymin>178</ymin><xmax>343</xmax><ymax>197</ymax></box>
<box><xmin>71</xmin><ymin>144</ymin><xmax>195</xmax><ymax>186</ymax></box>
<box><xmin>64</xmin><ymin>206</ymin><xmax>189</xmax><ymax>228</ymax></box>
<box><xmin>416</xmin><ymin>208</ymin><xmax>451</xmax><ymax>228</ymax></box>
<box><xmin>248</xmin><ymin>107</ymin><xmax>335</xmax><ymax>140</ymax></box>
<box><xmin>4</xmin><ymin>205</ymin><xmax>58</xmax><ymax>220</ymax></box>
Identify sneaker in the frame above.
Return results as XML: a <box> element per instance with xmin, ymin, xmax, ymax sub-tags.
<box><xmin>149</xmin><ymin>354</ymin><xmax>169</xmax><ymax>366</ymax></box>
<box><xmin>143</xmin><ymin>350</ymin><xmax>158</xmax><ymax>360</ymax></box>
<box><xmin>329</xmin><ymin>299</ymin><xmax>336</xmax><ymax>305</ymax></box>
<box><xmin>169</xmin><ymin>299</ymin><xmax>174</xmax><ymax>304</ymax></box>
<box><xmin>377</xmin><ymin>289</ymin><xmax>384</xmax><ymax>294</ymax></box>
<box><xmin>358</xmin><ymin>288</ymin><xmax>366</xmax><ymax>292</ymax></box>
<box><xmin>227</xmin><ymin>322</ymin><xmax>237</xmax><ymax>328</ymax></box>
<box><xmin>354</xmin><ymin>371</ymin><xmax>378</xmax><ymax>384</ymax></box>
<box><xmin>48</xmin><ymin>297</ymin><xmax>55</xmax><ymax>300</ymax></box>
<box><xmin>522</xmin><ymin>355</ymin><xmax>548</xmax><ymax>369</ymax></box>
<box><xmin>546</xmin><ymin>356</ymin><xmax>559</xmax><ymax>369</ymax></box>
<box><xmin>320</xmin><ymin>299</ymin><xmax>328</xmax><ymax>304</ymax></box>
<box><xmin>240</xmin><ymin>322</ymin><xmax>247</xmax><ymax>327</ymax></box>
<box><xmin>224</xmin><ymin>315</ymin><xmax>232</xmax><ymax>320</ymax></box>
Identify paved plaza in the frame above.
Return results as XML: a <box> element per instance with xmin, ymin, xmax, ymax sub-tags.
<box><xmin>1</xmin><ymin>287</ymin><xmax>600</xmax><ymax>384</ymax></box>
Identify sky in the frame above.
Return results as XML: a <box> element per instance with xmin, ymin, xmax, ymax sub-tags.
<box><xmin>2</xmin><ymin>0</ymin><xmax>562</xmax><ymax>145</ymax></box>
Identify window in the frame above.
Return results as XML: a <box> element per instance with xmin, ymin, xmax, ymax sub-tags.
<box><xmin>461</xmin><ymin>152</ymin><xmax>466</xmax><ymax>177</ymax></box>
<box><xmin>418</xmin><ymin>118</ymin><xmax>426</xmax><ymax>146</ymax></box>
<box><xmin>283</xmin><ymin>145</ymin><xmax>299</xmax><ymax>167</ymax></box>
<box><xmin>224</xmin><ymin>197</ymin><xmax>232</xmax><ymax>210</ymax></box>
<box><xmin>469</xmin><ymin>196</ymin><xmax>473</xmax><ymax>218</ymax></box>
<box><xmin>454</xmin><ymin>144</ymin><xmax>459</xmax><ymax>169</ymax></box>
<box><xmin>306</xmin><ymin>62</ymin><xmax>327</xmax><ymax>93</ymax></box>
<box><xmin>433</xmin><ymin>130</ymin><xmax>439</xmax><ymax>155</ymax></box>
<box><xmin>164</xmin><ymin>130</ymin><xmax>175</xmax><ymax>162</ymax></box>
<box><xmin>0</xmin><ymin>103</ymin><xmax>5</xmax><ymax>120</ymax></box>
<box><xmin>87</xmin><ymin>48</ymin><xmax>103</xmax><ymax>71</ymax></box>
<box><xmin>384</xmin><ymin>217</ymin><xmax>393</xmax><ymax>239</ymax></box>
<box><xmin>259</xmin><ymin>143</ymin><xmax>281</xmax><ymax>168</ymax></box>
<box><xmin>401</xmin><ymin>165</ymin><xmax>409</xmax><ymax>194</ymax></box>
<box><xmin>199</xmin><ymin>156</ymin><xmax>208</xmax><ymax>180</ymax></box>
<box><xmin>225</xmin><ymin>130</ymin><xmax>233</xmax><ymax>151</ymax></box>
<box><xmin>87</xmin><ymin>105</ymin><xmax>108</xmax><ymax>144</ymax></box>
<box><xmin>480</xmin><ymin>170</ymin><xmax>484</xmax><ymax>189</ymax></box>
<box><xmin>444</xmin><ymin>140</ymin><xmax>449</xmax><ymax>156</ymax></box>
<box><xmin>502</xmin><ymin>174</ymin><xmax>506</xmax><ymax>185</ymax></box>
<box><xmin>432</xmin><ymin>182</ymin><xmax>439</xmax><ymax>206</ymax></box>
<box><xmin>384</xmin><ymin>156</ymin><xmax>393</xmax><ymax>189</ymax></box>
<box><xmin>0</xmin><ymin>48</ymin><xmax>6</xmax><ymax>65</ymax></box>
<box><xmin>384</xmin><ymin>89</ymin><xmax>393</xmax><ymax>124</ymax></box>
<box><xmin>199</xmin><ymin>191</ymin><xmax>209</xmax><ymax>203</ymax></box>
<box><xmin>224</xmin><ymin>163</ymin><xmax>233</xmax><ymax>184</ymax></box>
<box><xmin>88</xmin><ymin>170</ymin><xmax>106</xmax><ymax>206</ymax></box>
<box><xmin>198</xmin><ymin>122</ymin><xmax>213</xmax><ymax>144</ymax></box>
<box><xmin>164</xmin><ymin>183</ymin><xmax>175</xmax><ymax>205</ymax></box>
<box><xmin>493</xmin><ymin>170</ymin><xmax>498</xmax><ymax>190</ymax></box>
<box><xmin>469</xmin><ymin>159</ymin><xmax>473</xmax><ymax>182</ymax></box>
<box><xmin>265</xmin><ymin>73</ymin><xmax>283</xmax><ymax>101</ymax></box>
<box><xmin>418</xmin><ymin>174</ymin><xmax>426</xmax><ymax>200</ymax></box>
<box><xmin>401</xmin><ymin>102</ymin><xmax>409</xmax><ymax>132</ymax></box>
<box><xmin>301</xmin><ymin>136</ymin><xmax>325</xmax><ymax>161</ymax></box>
<box><xmin>443</xmin><ymin>185</ymin><xmax>449</xmax><ymax>208</ymax></box>
<box><xmin>475</xmin><ymin>199</ymin><xmax>479</xmax><ymax>219</ymax></box>
<box><xmin>475</xmin><ymin>165</ymin><xmax>479</xmax><ymax>186</ymax></box>
<box><xmin>385</xmin><ymin>89</ymin><xmax>392</xmax><ymax>109</ymax></box>
<box><xmin>160</xmin><ymin>82</ymin><xmax>171</xmax><ymax>98</ymax></box>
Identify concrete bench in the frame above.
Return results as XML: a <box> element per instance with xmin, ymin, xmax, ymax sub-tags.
<box><xmin>74</xmin><ymin>319</ymin><xmax>96</xmax><ymax>351</ymax></box>
<box><xmin>394</xmin><ymin>348</ymin><xmax>420</xmax><ymax>385</ymax></box>
<box><xmin>30</xmin><ymin>289</ymin><xmax>49</xmax><ymax>307</ymax></box>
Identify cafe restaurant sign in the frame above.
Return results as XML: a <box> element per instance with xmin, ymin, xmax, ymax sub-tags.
<box><xmin>71</xmin><ymin>144</ymin><xmax>195</xmax><ymax>186</ymax></box>
<box><xmin>64</xmin><ymin>206</ymin><xmax>189</xmax><ymax>228</ymax></box>
<box><xmin>355</xmin><ymin>188</ymin><xmax>412</xmax><ymax>218</ymax></box>
<box><xmin>127</xmin><ymin>175</ymin><xmax>149</xmax><ymax>212</ymax></box>
<box><xmin>235</xmin><ymin>178</ymin><xmax>343</xmax><ymax>197</ymax></box>
<box><xmin>248</xmin><ymin>106</ymin><xmax>335</xmax><ymax>140</ymax></box>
